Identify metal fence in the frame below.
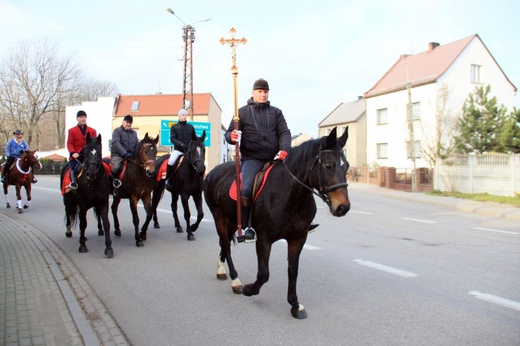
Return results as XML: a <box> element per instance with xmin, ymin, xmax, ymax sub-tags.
<box><xmin>434</xmin><ymin>153</ymin><xmax>520</xmax><ymax>197</ymax></box>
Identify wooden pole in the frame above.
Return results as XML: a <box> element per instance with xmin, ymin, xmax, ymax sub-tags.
<box><xmin>220</xmin><ymin>27</ymin><xmax>247</xmax><ymax>238</ymax></box>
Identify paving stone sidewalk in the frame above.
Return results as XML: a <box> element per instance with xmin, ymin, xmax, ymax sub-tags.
<box><xmin>0</xmin><ymin>210</ymin><xmax>130</xmax><ymax>346</ymax></box>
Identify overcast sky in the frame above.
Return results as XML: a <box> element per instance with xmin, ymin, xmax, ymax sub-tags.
<box><xmin>1</xmin><ymin>0</ymin><xmax>519</xmax><ymax>137</ymax></box>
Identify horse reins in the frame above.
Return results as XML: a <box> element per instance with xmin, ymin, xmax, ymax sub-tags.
<box><xmin>282</xmin><ymin>148</ymin><xmax>349</xmax><ymax>206</ymax></box>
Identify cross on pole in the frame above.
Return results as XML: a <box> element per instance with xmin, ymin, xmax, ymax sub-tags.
<box><xmin>220</xmin><ymin>27</ymin><xmax>247</xmax><ymax>241</ymax></box>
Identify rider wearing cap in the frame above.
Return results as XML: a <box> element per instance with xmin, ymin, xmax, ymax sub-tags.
<box><xmin>67</xmin><ymin>110</ymin><xmax>98</xmax><ymax>190</ymax></box>
<box><xmin>164</xmin><ymin>108</ymin><xmax>196</xmax><ymax>191</ymax></box>
<box><xmin>225</xmin><ymin>78</ymin><xmax>292</xmax><ymax>243</ymax></box>
<box><xmin>110</xmin><ymin>114</ymin><xmax>139</xmax><ymax>195</ymax></box>
<box><xmin>2</xmin><ymin>129</ymin><xmax>37</xmax><ymax>184</ymax></box>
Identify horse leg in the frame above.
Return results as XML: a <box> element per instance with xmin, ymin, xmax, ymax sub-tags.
<box><xmin>140</xmin><ymin>182</ymin><xmax>163</xmax><ymax>240</ymax></box>
<box><xmin>78</xmin><ymin>208</ymin><xmax>88</xmax><ymax>253</ymax></box>
<box><xmin>4</xmin><ymin>185</ymin><xmax>10</xmax><ymax>208</ymax></box>
<box><xmin>286</xmin><ymin>237</ymin><xmax>308</xmax><ymax>319</ymax></box>
<box><xmin>214</xmin><ymin>218</ymin><xmax>242</xmax><ymax>293</ymax></box>
<box><xmin>98</xmin><ymin>204</ymin><xmax>113</xmax><ymax>258</ymax></box>
<box><xmin>15</xmin><ymin>184</ymin><xmax>23</xmax><ymax>214</ymax></box>
<box><xmin>111</xmin><ymin>197</ymin><xmax>122</xmax><ymax>237</ymax></box>
<box><xmin>129</xmin><ymin>197</ymin><xmax>143</xmax><ymax>247</ymax></box>
<box><xmin>189</xmin><ymin>193</ymin><xmax>204</xmax><ymax>233</ymax></box>
<box><xmin>242</xmin><ymin>241</ymin><xmax>272</xmax><ymax>297</ymax></box>
<box><xmin>23</xmin><ymin>184</ymin><xmax>31</xmax><ymax>209</ymax></box>
<box><xmin>170</xmin><ymin>192</ymin><xmax>183</xmax><ymax>233</ymax></box>
<box><xmin>181</xmin><ymin>195</ymin><xmax>194</xmax><ymax>241</ymax></box>
<box><xmin>96</xmin><ymin>213</ymin><xmax>104</xmax><ymax>236</ymax></box>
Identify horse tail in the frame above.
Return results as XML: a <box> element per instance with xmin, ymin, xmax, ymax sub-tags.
<box><xmin>64</xmin><ymin>200</ymin><xmax>79</xmax><ymax>228</ymax></box>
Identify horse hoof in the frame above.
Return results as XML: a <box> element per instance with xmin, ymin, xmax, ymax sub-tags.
<box><xmin>176</xmin><ymin>227</ymin><xmax>184</xmax><ymax>233</ymax></box>
<box><xmin>79</xmin><ymin>246</ymin><xmax>88</xmax><ymax>253</ymax></box>
<box><xmin>154</xmin><ymin>222</ymin><xmax>160</xmax><ymax>229</ymax></box>
<box><xmin>291</xmin><ymin>305</ymin><xmax>308</xmax><ymax>319</ymax></box>
<box><xmin>136</xmin><ymin>241</ymin><xmax>144</xmax><ymax>247</ymax></box>
<box><xmin>6</xmin><ymin>203</ymin><xmax>10</xmax><ymax>208</ymax></box>
<box><xmin>23</xmin><ymin>205</ymin><xmax>29</xmax><ymax>209</ymax></box>
<box><xmin>18</xmin><ymin>209</ymin><xmax>23</xmax><ymax>214</ymax></box>
<box><xmin>105</xmin><ymin>249</ymin><xmax>114</xmax><ymax>258</ymax></box>
<box><xmin>216</xmin><ymin>273</ymin><xmax>228</xmax><ymax>281</ymax></box>
<box><xmin>115</xmin><ymin>230</ymin><xmax>121</xmax><ymax>237</ymax></box>
<box><xmin>242</xmin><ymin>283</ymin><xmax>255</xmax><ymax>297</ymax></box>
<box><xmin>98</xmin><ymin>230</ymin><xmax>104</xmax><ymax>236</ymax></box>
<box><xmin>187</xmin><ymin>234</ymin><xmax>195</xmax><ymax>241</ymax></box>
<box><xmin>65</xmin><ymin>231</ymin><xmax>72</xmax><ymax>238</ymax></box>
<box><xmin>232</xmin><ymin>285</ymin><xmax>243</xmax><ymax>294</ymax></box>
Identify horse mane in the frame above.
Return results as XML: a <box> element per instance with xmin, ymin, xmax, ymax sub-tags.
<box><xmin>284</xmin><ymin>138</ymin><xmax>323</xmax><ymax>169</ymax></box>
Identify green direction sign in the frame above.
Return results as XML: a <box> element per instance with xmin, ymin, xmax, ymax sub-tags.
<box><xmin>160</xmin><ymin>120</ymin><xmax>211</xmax><ymax>147</ymax></box>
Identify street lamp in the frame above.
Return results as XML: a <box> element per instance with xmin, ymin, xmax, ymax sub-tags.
<box><xmin>166</xmin><ymin>8</ymin><xmax>211</xmax><ymax>120</ymax></box>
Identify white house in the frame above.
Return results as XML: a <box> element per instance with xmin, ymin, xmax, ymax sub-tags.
<box><xmin>364</xmin><ymin>34</ymin><xmax>517</xmax><ymax>169</ymax></box>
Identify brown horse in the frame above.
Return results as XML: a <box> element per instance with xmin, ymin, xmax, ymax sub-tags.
<box><xmin>103</xmin><ymin>133</ymin><xmax>159</xmax><ymax>247</ymax></box>
<box><xmin>2</xmin><ymin>150</ymin><xmax>41</xmax><ymax>213</ymax></box>
<box><xmin>203</xmin><ymin>127</ymin><xmax>350</xmax><ymax>319</ymax></box>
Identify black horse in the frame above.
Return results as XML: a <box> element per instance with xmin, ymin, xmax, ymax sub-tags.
<box><xmin>203</xmin><ymin>127</ymin><xmax>350</xmax><ymax>319</ymax></box>
<box><xmin>103</xmin><ymin>133</ymin><xmax>158</xmax><ymax>247</ymax></box>
<box><xmin>61</xmin><ymin>133</ymin><xmax>113</xmax><ymax>257</ymax></box>
<box><xmin>141</xmin><ymin>131</ymin><xmax>206</xmax><ymax>241</ymax></box>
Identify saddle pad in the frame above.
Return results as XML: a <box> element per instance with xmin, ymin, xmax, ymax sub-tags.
<box><xmin>61</xmin><ymin>168</ymin><xmax>72</xmax><ymax>196</ymax></box>
<box><xmin>228</xmin><ymin>163</ymin><xmax>275</xmax><ymax>202</ymax></box>
<box><xmin>156</xmin><ymin>156</ymin><xmax>184</xmax><ymax>182</ymax></box>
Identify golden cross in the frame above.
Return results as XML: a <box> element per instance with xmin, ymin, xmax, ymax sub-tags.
<box><xmin>219</xmin><ymin>27</ymin><xmax>247</xmax><ymax>75</ymax></box>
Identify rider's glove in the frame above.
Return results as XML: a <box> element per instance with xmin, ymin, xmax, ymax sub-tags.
<box><xmin>230</xmin><ymin>130</ymin><xmax>242</xmax><ymax>144</ymax></box>
<box><xmin>274</xmin><ymin>150</ymin><xmax>288</xmax><ymax>161</ymax></box>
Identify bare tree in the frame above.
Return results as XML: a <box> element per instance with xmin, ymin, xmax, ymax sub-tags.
<box><xmin>417</xmin><ymin>84</ymin><xmax>458</xmax><ymax>168</ymax></box>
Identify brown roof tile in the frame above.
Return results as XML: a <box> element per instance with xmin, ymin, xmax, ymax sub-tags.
<box><xmin>364</xmin><ymin>35</ymin><xmax>477</xmax><ymax>98</ymax></box>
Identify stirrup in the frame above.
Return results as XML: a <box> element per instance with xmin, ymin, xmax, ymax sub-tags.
<box><xmin>113</xmin><ymin>179</ymin><xmax>122</xmax><ymax>189</ymax></box>
<box><xmin>69</xmin><ymin>182</ymin><xmax>78</xmax><ymax>190</ymax></box>
<box><xmin>165</xmin><ymin>179</ymin><xmax>173</xmax><ymax>191</ymax></box>
<box><xmin>32</xmin><ymin>177</ymin><xmax>38</xmax><ymax>184</ymax></box>
<box><xmin>244</xmin><ymin>227</ymin><xmax>256</xmax><ymax>243</ymax></box>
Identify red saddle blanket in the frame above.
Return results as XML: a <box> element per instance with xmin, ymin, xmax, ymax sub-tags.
<box><xmin>61</xmin><ymin>162</ymin><xmax>111</xmax><ymax>195</ymax></box>
<box><xmin>229</xmin><ymin>163</ymin><xmax>275</xmax><ymax>202</ymax></box>
<box><xmin>156</xmin><ymin>157</ymin><xmax>184</xmax><ymax>182</ymax></box>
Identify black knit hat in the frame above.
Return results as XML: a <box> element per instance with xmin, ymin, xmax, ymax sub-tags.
<box><xmin>253</xmin><ymin>78</ymin><xmax>269</xmax><ymax>91</ymax></box>
<box><xmin>77</xmin><ymin>110</ymin><xmax>87</xmax><ymax>117</ymax></box>
<box><xmin>13</xmin><ymin>129</ymin><xmax>23</xmax><ymax>135</ymax></box>
<box><xmin>123</xmin><ymin>114</ymin><xmax>133</xmax><ymax>123</ymax></box>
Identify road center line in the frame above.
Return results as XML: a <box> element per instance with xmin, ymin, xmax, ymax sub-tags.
<box><xmin>351</xmin><ymin>211</ymin><xmax>374</xmax><ymax>215</ymax></box>
<box><xmin>468</xmin><ymin>291</ymin><xmax>520</xmax><ymax>311</ymax></box>
<box><xmin>353</xmin><ymin>259</ymin><xmax>419</xmax><ymax>278</ymax></box>
<box><xmin>402</xmin><ymin>217</ymin><xmax>436</xmax><ymax>224</ymax></box>
<box><xmin>473</xmin><ymin>227</ymin><xmax>518</xmax><ymax>235</ymax></box>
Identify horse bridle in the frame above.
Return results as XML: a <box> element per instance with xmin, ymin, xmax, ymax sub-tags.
<box><xmin>282</xmin><ymin>147</ymin><xmax>349</xmax><ymax>206</ymax></box>
<box><xmin>126</xmin><ymin>143</ymin><xmax>155</xmax><ymax>172</ymax></box>
<box><xmin>186</xmin><ymin>142</ymin><xmax>205</xmax><ymax>171</ymax></box>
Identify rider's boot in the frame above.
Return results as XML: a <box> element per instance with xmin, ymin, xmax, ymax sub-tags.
<box><xmin>69</xmin><ymin>169</ymin><xmax>78</xmax><ymax>190</ymax></box>
<box><xmin>241</xmin><ymin>196</ymin><xmax>256</xmax><ymax>243</ymax></box>
<box><xmin>164</xmin><ymin>164</ymin><xmax>174</xmax><ymax>191</ymax></box>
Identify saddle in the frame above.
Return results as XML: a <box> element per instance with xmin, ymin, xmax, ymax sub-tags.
<box><xmin>229</xmin><ymin>162</ymin><xmax>275</xmax><ymax>202</ymax></box>
<box><xmin>61</xmin><ymin>162</ymin><xmax>111</xmax><ymax>195</ymax></box>
<box><xmin>156</xmin><ymin>156</ymin><xmax>184</xmax><ymax>182</ymax></box>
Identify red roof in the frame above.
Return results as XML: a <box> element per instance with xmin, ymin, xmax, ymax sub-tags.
<box><xmin>364</xmin><ymin>35</ymin><xmax>479</xmax><ymax>98</ymax></box>
<box><xmin>115</xmin><ymin>93</ymin><xmax>212</xmax><ymax>117</ymax></box>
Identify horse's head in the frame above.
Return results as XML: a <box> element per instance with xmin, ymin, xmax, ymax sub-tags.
<box><xmin>139</xmin><ymin>133</ymin><xmax>159</xmax><ymax>177</ymax></box>
<box><xmin>22</xmin><ymin>149</ymin><xmax>41</xmax><ymax>169</ymax></box>
<box><xmin>187</xmin><ymin>130</ymin><xmax>206</xmax><ymax>176</ymax></box>
<box><xmin>310</xmin><ymin>127</ymin><xmax>351</xmax><ymax>217</ymax></box>
<box><xmin>83</xmin><ymin>133</ymin><xmax>103</xmax><ymax>181</ymax></box>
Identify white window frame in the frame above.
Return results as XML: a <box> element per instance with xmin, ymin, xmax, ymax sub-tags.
<box><xmin>377</xmin><ymin>108</ymin><xmax>388</xmax><ymax>125</ymax></box>
<box><xmin>377</xmin><ymin>143</ymin><xmax>388</xmax><ymax>159</ymax></box>
<box><xmin>471</xmin><ymin>64</ymin><xmax>481</xmax><ymax>84</ymax></box>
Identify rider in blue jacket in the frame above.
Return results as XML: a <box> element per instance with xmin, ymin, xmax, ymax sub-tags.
<box><xmin>2</xmin><ymin>129</ymin><xmax>37</xmax><ymax>184</ymax></box>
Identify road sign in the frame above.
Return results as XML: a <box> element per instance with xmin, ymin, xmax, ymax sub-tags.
<box><xmin>160</xmin><ymin>120</ymin><xmax>211</xmax><ymax>147</ymax></box>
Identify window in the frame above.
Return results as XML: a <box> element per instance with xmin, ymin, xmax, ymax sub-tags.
<box><xmin>407</xmin><ymin>141</ymin><xmax>421</xmax><ymax>158</ymax></box>
<box><xmin>471</xmin><ymin>64</ymin><xmax>481</xmax><ymax>83</ymax></box>
<box><xmin>407</xmin><ymin>102</ymin><xmax>421</xmax><ymax>121</ymax></box>
<box><xmin>377</xmin><ymin>143</ymin><xmax>388</xmax><ymax>159</ymax></box>
<box><xmin>377</xmin><ymin>108</ymin><xmax>387</xmax><ymax>125</ymax></box>
<box><xmin>131</xmin><ymin>101</ymin><xmax>140</xmax><ymax>111</ymax></box>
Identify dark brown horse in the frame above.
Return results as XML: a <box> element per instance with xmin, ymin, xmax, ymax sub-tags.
<box><xmin>203</xmin><ymin>127</ymin><xmax>350</xmax><ymax>319</ymax></box>
<box><xmin>2</xmin><ymin>149</ymin><xmax>41</xmax><ymax>213</ymax></box>
<box><xmin>61</xmin><ymin>133</ymin><xmax>113</xmax><ymax>257</ymax></box>
<box><xmin>140</xmin><ymin>131</ymin><xmax>206</xmax><ymax>241</ymax></box>
<box><xmin>103</xmin><ymin>133</ymin><xmax>158</xmax><ymax>247</ymax></box>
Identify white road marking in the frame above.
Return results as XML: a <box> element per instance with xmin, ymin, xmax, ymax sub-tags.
<box><xmin>468</xmin><ymin>291</ymin><xmax>520</xmax><ymax>311</ymax></box>
<box><xmin>402</xmin><ymin>217</ymin><xmax>436</xmax><ymax>224</ymax></box>
<box><xmin>353</xmin><ymin>259</ymin><xmax>419</xmax><ymax>278</ymax></box>
<box><xmin>276</xmin><ymin>239</ymin><xmax>321</xmax><ymax>251</ymax></box>
<box><xmin>351</xmin><ymin>210</ymin><xmax>374</xmax><ymax>215</ymax></box>
<box><xmin>473</xmin><ymin>227</ymin><xmax>518</xmax><ymax>235</ymax></box>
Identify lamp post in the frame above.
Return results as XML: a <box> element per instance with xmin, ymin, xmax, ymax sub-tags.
<box><xmin>166</xmin><ymin>8</ymin><xmax>211</xmax><ymax>120</ymax></box>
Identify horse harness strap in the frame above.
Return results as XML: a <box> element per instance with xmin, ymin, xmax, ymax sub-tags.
<box><xmin>282</xmin><ymin>149</ymin><xmax>348</xmax><ymax>206</ymax></box>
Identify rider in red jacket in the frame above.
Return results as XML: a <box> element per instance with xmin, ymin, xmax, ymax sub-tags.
<box><xmin>66</xmin><ymin>110</ymin><xmax>97</xmax><ymax>189</ymax></box>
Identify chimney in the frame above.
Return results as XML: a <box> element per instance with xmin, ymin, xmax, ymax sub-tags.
<box><xmin>429</xmin><ymin>42</ymin><xmax>440</xmax><ymax>51</ymax></box>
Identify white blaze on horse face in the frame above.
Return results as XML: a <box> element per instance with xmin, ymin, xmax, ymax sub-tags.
<box><xmin>90</xmin><ymin>148</ymin><xmax>97</xmax><ymax>156</ymax></box>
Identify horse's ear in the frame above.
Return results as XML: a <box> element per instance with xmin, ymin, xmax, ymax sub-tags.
<box><xmin>326</xmin><ymin>127</ymin><xmax>338</xmax><ymax>148</ymax></box>
<box><xmin>337</xmin><ymin>126</ymin><xmax>348</xmax><ymax>147</ymax></box>
<box><xmin>144</xmin><ymin>132</ymin><xmax>149</xmax><ymax>140</ymax></box>
<box><xmin>97</xmin><ymin>134</ymin><xmax>102</xmax><ymax>143</ymax></box>
<box><xmin>153</xmin><ymin>135</ymin><xmax>159</xmax><ymax>144</ymax></box>
<box><xmin>200</xmin><ymin>130</ymin><xmax>206</xmax><ymax>143</ymax></box>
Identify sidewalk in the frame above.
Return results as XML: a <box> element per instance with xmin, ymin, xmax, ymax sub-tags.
<box><xmin>1</xmin><ymin>184</ymin><xmax>518</xmax><ymax>346</ymax></box>
<box><xmin>0</xmin><ymin>210</ymin><xmax>129</xmax><ymax>346</ymax></box>
<box><xmin>349</xmin><ymin>182</ymin><xmax>520</xmax><ymax>221</ymax></box>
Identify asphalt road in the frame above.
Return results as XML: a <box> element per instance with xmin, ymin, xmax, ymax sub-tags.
<box><xmin>5</xmin><ymin>175</ymin><xmax>520</xmax><ymax>345</ymax></box>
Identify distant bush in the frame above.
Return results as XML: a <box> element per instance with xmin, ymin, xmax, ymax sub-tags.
<box><xmin>38</xmin><ymin>158</ymin><xmax>68</xmax><ymax>175</ymax></box>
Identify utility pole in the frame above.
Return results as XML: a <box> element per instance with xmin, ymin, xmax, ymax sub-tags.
<box><xmin>166</xmin><ymin>8</ymin><xmax>211</xmax><ymax>120</ymax></box>
<box><xmin>405</xmin><ymin>65</ymin><xmax>417</xmax><ymax>192</ymax></box>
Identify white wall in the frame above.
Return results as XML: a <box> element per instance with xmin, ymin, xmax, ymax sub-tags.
<box><xmin>65</xmin><ymin>97</ymin><xmax>116</xmax><ymax>158</ymax></box>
